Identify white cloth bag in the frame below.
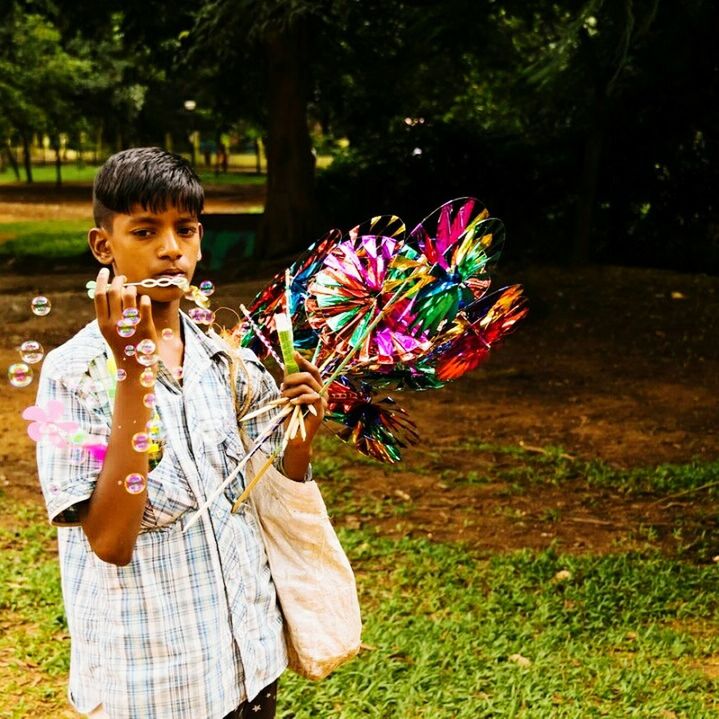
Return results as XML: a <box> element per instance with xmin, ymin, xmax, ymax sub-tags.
<box><xmin>244</xmin><ymin>448</ymin><xmax>363</xmax><ymax>680</ymax></box>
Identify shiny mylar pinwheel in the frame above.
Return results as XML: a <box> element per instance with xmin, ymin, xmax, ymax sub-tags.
<box><xmin>230</xmin><ymin>198</ymin><xmax>528</xmax><ymax>463</ymax></box>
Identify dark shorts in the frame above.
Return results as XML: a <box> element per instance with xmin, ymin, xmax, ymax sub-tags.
<box><xmin>223</xmin><ymin>680</ymin><xmax>278</xmax><ymax>719</ymax></box>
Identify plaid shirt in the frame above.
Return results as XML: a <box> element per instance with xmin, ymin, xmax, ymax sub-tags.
<box><xmin>36</xmin><ymin>314</ymin><xmax>298</xmax><ymax>718</ymax></box>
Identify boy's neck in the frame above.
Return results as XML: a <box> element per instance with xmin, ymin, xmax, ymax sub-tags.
<box><xmin>151</xmin><ymin>299</ymin><xmax>183</xmax><ymax>336</ymax></box>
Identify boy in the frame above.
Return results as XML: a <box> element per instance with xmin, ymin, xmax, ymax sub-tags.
<box><xmin>36</xmin><ymin>147</ymin><xmax>325</xmax><ymax>718</ymax></box>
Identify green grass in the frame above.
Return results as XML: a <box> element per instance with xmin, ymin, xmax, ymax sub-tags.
<box><xmin>0</xmin><ymin>219</ymin><xmax>90</xmax><ymax>258</ymax></box>
<box><xmin>2</xmin><ymin>493</ymin><xmax>719</xmax><ymax>718</ymax></box>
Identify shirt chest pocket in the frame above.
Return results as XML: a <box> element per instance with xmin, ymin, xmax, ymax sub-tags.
<box><xmin>141</xmin><ymin>448</ymin><xmax>198</xmax><ymax>531</ymax></box>
<box><xmin>195</xmin><ymin>418</ymin><xmax>248</xmax><ymax>502</ymax></box>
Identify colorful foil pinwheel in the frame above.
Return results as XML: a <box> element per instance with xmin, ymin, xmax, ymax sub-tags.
<box><xmin>228</xmin><ymin>198</ymin><xmax>527</xmax><ymax>463</ymax></box>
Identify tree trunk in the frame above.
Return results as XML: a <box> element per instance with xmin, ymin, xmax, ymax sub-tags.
<box><xmin>6</xmin><ymin>143</ymin><xmax>21</xmax><ymax>180</ymax></box>
<box><xmin>572</xmin><ymin>97</ymin><xmax>606</xmax><ymax>265</ymax></box>
<box><xmin>259</xmin><ymin>21</ymin><xmax>316</xmax><ymax>258</ymax></box>
<box><xmin>21</xmin><ymin>134</ymin><xmax>33</xmax><ymax>183</ymax></box>
<box><xmin>54</xmin><ymin>143</ymin><xmax>63</xmax><ymax>187</ymax></box>
<box><xmin>254</xmin><ymin>137</ymin><xmax>262</xmax><ymax>175</ymax></box>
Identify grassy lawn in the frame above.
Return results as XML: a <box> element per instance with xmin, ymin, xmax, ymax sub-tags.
<box><xmin>2</xmin><ymin>447</ymin><xmax>719</xmax><ymax>718</ymax></box>
<box><xmin>0</xmin><ymin>152</ymin><xmax>331</xmax><ymax>186</ymax></box>
<box><xmin>0</xmin><ymin>220</ymin><xmax>90</xmax><ymax>258</ymax></box>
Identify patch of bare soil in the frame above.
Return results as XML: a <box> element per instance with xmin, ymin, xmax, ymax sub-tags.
<box><xmin>0</xmin><ymin>220</ymin><xmax>717</xmax><ymax>557</ymax></box>
<box><xmin>0</xmin><ymin>182</ymin><xmax>266</xmax><ymax>220</ymax></box>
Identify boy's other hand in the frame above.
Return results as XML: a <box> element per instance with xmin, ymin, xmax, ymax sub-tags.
<box><xmin>94</xmin><ymin>267</ymin><xmax>158</xmax><ymax>367</ymax></box>
<box><xmin>280</xmin><ymin>352</ymin><xmax>327</xmax><ymax>443</ymax></box>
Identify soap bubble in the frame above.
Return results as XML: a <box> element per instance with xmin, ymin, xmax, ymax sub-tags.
<box><xmin>116</xmin><ymin>369</ymin><xmax>127</xmax><ymax>382</ymax></box>
<box><xmin>31</xmin><ymin>296</ymin><xmax>51</xmax><ymax>316</ymax></box>
<box><xmin>117</xmin><ymin>320</ymin><xmax>136</xmax><ymax>338</ymax></box>
<box><xmin>199</xmin><ymin>280</ymin><xmax>215</xmax><ymax>297</ymax></box>
<box><xmin>139</xmin><ymin>369</ymin><xmax>155</xmax><ymax>388</ymax></box>
<box><xmin>131</xmin><ymin>432</ymin><xmax>151</xmax><ymax>452</ymax></box>
<box><xmin>124</xmin><ymin>344</ymin><xmax>136</xmax><ymax>357</ymax></box>
<box><xmin>136</xmin><ymin>353</ymin><xmax>158</xmax><ymax>367</ymax></box>
<box><xmin>161</xmin><ymin>327</ymin><xmax>174</xmax><ymax>340</ymax></box>
<box><xmin>124</xmin><ymin>473</ymin><xmax>146</xmax><ymax>494</ymax></box>
<box><xmin>142</xmin><ymin>393</ymin><xmax>156</xmax><ymax>409</ymax></box>
<box><xmin>8</xmin><ymin>363</ymin><xmax>33</xmax><ymax>388</ymax></box>
<box><xmin>122</xmin><ymin>307</ymin><xmax>140</xmax><ymax>325</ymax></box>
<box><xmin>136</xmin><ymin>339</ymin><xmax>156</xmax><ymax>355</ymax></box>
<box><xmin>189</xmin><ymin>308</ymin><xmax>215</xmax><ymax>325</ymax></box>
<box><xmin>19</xmin><ymin>340</ymin><xmax>44</xmax><ymax>364</ymax></box>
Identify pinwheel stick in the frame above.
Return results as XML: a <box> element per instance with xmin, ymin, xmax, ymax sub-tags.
<box><xmin>183</xmin><ymin>403</ymin><xmax>293</xmax><ymax>532</ymax></box>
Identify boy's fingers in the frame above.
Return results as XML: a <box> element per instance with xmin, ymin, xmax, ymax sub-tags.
<box><xmin>139</xmin><ymin>294</ymin><xmax>153</xmax><ymax>326</ymax></box>
<box><xmin>122</xmin><ymin>284</ymin><xmax>137</xmax><ymax>306</ymax></box>
<box><xmin>108</xmin><ymin>274</ymin><xmax>125</xmax><ymax>320</ymax></box>
<box><xmin>294</xmin><ymin>352</ymin><xmax>323</xmax><ymax>384</ymax></box>
<box><xmin>283</xmin><ymin>370</ymin><xmax>322</xmax><ymax>394</ymax></box>
<box><xmin>93</xmin><ymin>267</ymin><xmax>111</xmax><ymax>321</ymax></box>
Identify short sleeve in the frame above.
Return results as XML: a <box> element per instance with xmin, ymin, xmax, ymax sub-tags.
<box><xmin>35</xmin><ymin>362</ymin><xmax>111</xmax><ymax>526</ymax></box>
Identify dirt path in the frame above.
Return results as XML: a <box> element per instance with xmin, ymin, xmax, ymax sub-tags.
<box><xmin>2</xmin><ymin>260</ymin><xmax>718</xmax><ymax>557</ymax></box>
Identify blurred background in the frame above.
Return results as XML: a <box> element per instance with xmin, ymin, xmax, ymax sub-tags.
<box><xmin>1</xmin><ymin>0</ymin><xmax>717</xmax><ymax>271</ymax></box>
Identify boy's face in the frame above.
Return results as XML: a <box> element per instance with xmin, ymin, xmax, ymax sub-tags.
<box><xmin>88</xmin><ymin>204</ymin><xmax>203</xmax><ymax>302</ymax></box>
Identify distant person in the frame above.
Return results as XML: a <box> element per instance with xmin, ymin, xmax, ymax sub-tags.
<box><xmin>215</xmin><ymin>142</ymin><xmax>228</xmax><ymax>175</ymax></box>
<box><xmin>34</xmin><ymin>147</ymin><xmax>326</xmax><ymax>718</ymax></box>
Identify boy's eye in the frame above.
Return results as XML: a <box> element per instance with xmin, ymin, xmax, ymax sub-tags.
<box><xmin>178</xmin><ymin>226</ymin><xmax>197</xmax><ymax>237</ymax></box>
<box><xmin>132</xmin><ymin>229</ymin><xmax>154</xmax><ymax>238</ymax></box>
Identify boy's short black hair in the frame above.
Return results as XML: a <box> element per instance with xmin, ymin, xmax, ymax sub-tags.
<box><xmin>93</xmin><ymin>147</ymin><xmax>204</xmax><ymax>228</ymax></box>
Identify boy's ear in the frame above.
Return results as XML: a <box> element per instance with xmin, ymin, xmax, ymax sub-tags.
<box><xmin>88</xmin><ymin>226</ymin><xmax>113</xmax><ymax>265</ymax></box>
<box><xmin>197</xmin><ymin>222</ymin><xmax>203</xmax><ymax>261</ymax></box>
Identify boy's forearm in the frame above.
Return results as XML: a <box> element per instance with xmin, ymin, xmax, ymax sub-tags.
<box><xmin>80</xmin><ymin>365</ymin><xmax>152</xmax><ymax>565</ymax></box>
<box><xmin>282</xmin><ymin>440</ymin><xmax>312</xmax><ymax>481</ymax></box>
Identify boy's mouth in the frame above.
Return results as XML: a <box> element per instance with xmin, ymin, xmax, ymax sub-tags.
<box><xmin>154</xmin><ymin>270</ymin><xmax>187</xmax><ymax>279</ymax></box>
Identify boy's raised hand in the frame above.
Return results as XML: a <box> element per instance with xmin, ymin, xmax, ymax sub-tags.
<box><xmin>280</xmin><ymin>351</ymin><xmax>327</xmax><ymax>443</ymax></box>
<box><xmin>94</xmin><ymin>267</ymin><xmax>158</xmax><ymax>365</ymax></box>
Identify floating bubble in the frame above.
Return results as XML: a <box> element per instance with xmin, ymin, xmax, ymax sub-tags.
<box><xmin>137</xmin><ymin>353</ymin><xmax>158</xmax><ymax>367</ymax></box>
<box><xmin>161</xmin><ymin>327</ymin><xmax>174</xmax><ymax>340</ymax></box>
<box><xmin>142</xmin><ymin>393</ymin><xmax>156</xmax><ymax>409</ymax></box>
<box><xmin>19</xmin><ymin>340</ymin><xmax>44</xmax><ymax>364</ymax></box>
<box><xmin>188</xmin><ymin>307</ymin><xmax>204</xmax><ymax>323</ymax></box>
<box><xmin>199</xmin><ymin>280</ymin><xmax>215</xmax><ymax>297</ymax></box>
<box><xmin>137</xmin><ymin>339</ymin><xmax>156</xmax><ymax>355</ymax></box>
<box><xmin>131</xmin><ymin>432</ymin><xmax>151</xmax><ymax>452</ymax></box>
<box><xmin>124</xmin><ymin>473</ymin><xmax>146</xmax><ymax>494</ymax></box>
<box><xmin>139</xmin><ymin>369</ymin><xmax>155</xmax><ymax>388</ymax></box>
<box><xmin>189</xmin><ymin>307</ymin><xmax>215</xmax><ymax>325</ymax></box>
<box><xmin>116</xmin><ymin>368</ymin><xmax>127</xmax><ymax>382</ymax></box>
<box><xmin>122</xmin><ymin>307</ymin><xmax>140</xmax><ymax>325</ymax></box>
<box><xmin>8</xmin><ymin>363</ymin><xmax>33</xmax><ymax>388</ymax></box>
<box><xmin>117</xmin><ymin>320</ymin><xmax>136</xmax><ymax>338</ymax></box>
<box><xmin>172</xmin><ymin>366</ymin><xmax>184</xmax><ymax>381</ymax></box>
<box><xmin>124</xmin><ymin>344</ymin><xmax>136</xmax><ymax>357</ymax></box>
<box><xmin>31</xmin><ymin>296</ymin><xmax>51</xmax><ymax>316</ymax></box>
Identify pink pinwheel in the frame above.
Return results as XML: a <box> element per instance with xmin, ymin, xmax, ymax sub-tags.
<box><xmin>22</xmin><ymin>400</ymin><xmax>79</xmax><ymax>447</ymax></box>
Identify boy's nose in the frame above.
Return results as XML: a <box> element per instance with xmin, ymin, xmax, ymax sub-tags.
<box><xmin>158</xmin><ymin>232</ymin><xmax>183</xmax><ymax>259</ymax></box>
